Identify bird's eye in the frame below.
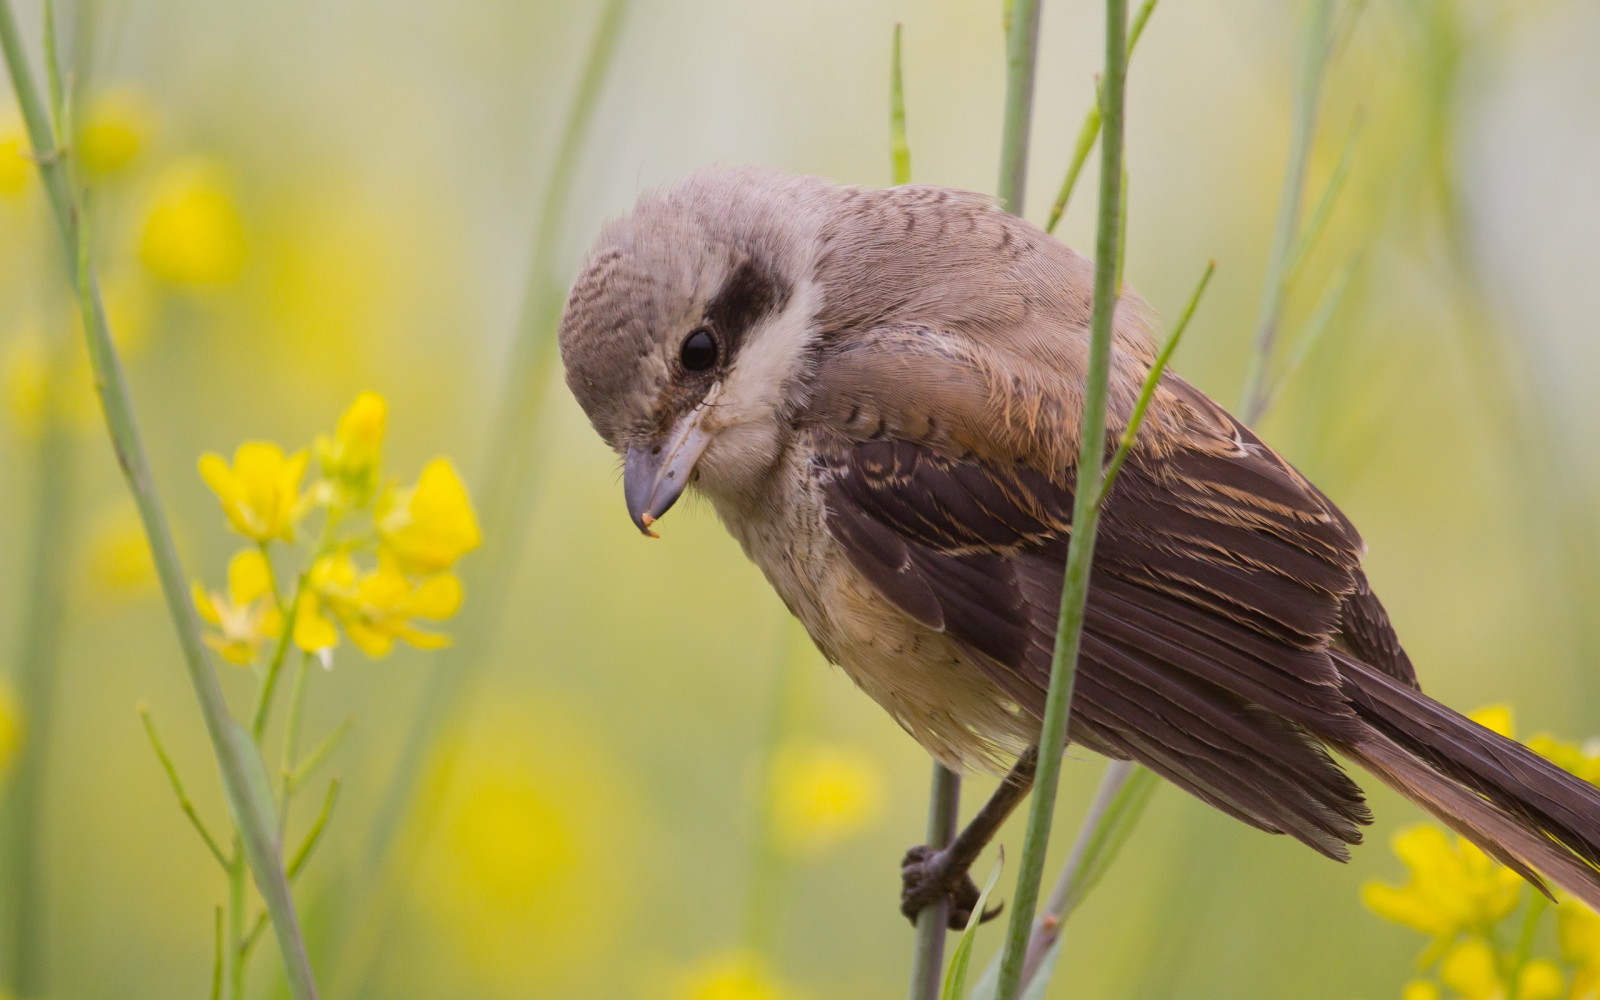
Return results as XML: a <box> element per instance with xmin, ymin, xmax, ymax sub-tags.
<box><xmin>679</xmin><ymin>328</ymin><xmax>718</xmax><ymax>372</ymax></box>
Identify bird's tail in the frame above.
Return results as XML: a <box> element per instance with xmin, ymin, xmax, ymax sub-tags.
<box><xmin>1332</xmin><ymin>652</ymin><xmax>1600</xmax><ymax>911</ymax></box>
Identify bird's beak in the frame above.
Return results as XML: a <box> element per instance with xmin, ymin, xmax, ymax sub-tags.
<box><xmin>624</xmin><ymin>405</ymin><xmax>715</xmax><ymax>537</ymax></box>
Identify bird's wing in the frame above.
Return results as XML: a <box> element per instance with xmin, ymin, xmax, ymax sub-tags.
<box><xmin>810</xmin><ymin>344</ymin><xmax>1403</xmax><ymax>855</ymax></box>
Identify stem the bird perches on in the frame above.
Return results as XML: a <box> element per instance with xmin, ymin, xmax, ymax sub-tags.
<box><xmin>992</xmin><ymin>1</ymin><xmax>1129</xmax><ymax>997</ymax></box>
<box><xmin>892</xmin><ymin>22</ymin><xmax>968</xmax><ymax>1000</ymax></box>
<box><xmin>0</xmin><ymin>4</ymin><xmax>319</xmax><ymax>998</ymax></box>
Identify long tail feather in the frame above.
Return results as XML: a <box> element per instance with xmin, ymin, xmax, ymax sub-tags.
<box><xmin>1333</xmin><ymin>652</ymin><xmax>1600</xmax><ymax>911</ymax></box>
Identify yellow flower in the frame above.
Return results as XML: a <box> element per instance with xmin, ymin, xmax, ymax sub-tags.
<box><xmin>1469</xmin><ymin>704</ymin><xmax>1515</xmax><ymax>739</ymax></box>
<box><xmin>0</xmin><ymin>116</ymin><xmax>27</xmax><ymax>196</ymax></box>
<box><xmin>193</xmin><ymin>549</ymin><xmax>281</xmax><ymax>664</ymax></box>
<box><xmin>1362</xmin><ymin>825</ymin><xmax>1524</xmax><ymax>939</ymax></box>
<box><xmin>198</xmin><ymin>442</ymin><xmax>310</xmax><ymax>542</ymax></box>
<box><xmin>1402</xmin><ymin>981</ymin><xmax>1442</xmax><ymax>1000</ymax></box>
<box><xmin>418</xmin><ymin>705</ymin><xmax>638</xmax><ymax>989</ymax></box>
<box><xmin>77</xmin><ymin>88</ymin><xmax>154</xmax><ymax>175</ymax></box>
<box><xmin>1528</xmin><ymin>736</ymin><xmax>1600</xmax><ymax>787</ymax></box>
<box><xmin>316</xmin><ymin>391</ymin><xmax>386</xmax><ymax>506</ymax></box>
<box><xmin>670</xmin><ymin>952</ymin><xmax>788</xmax><ymax>1000</ymax></box>
<box><xmin>2</xmin><ymin>332</ymin><xmax>48</xmax><ymax>434</ymax></box>
<box><xmin>0</xmin><ymin>681</ymin><xmax>20</xmax><ymax>778</ymax></box>
<box><xmin>82</xmin><ymin>499</ymin><xmax>156</xmax><ymax>594</ymax></box>
<box><xmin>138</xmin><ymin>158</ymin><xmax>247</xmax><ymax>285</ymax></box>
<box><xmin>1560</xmin><ymin>900</ymin><xmax>1600</xmax><ymax>999</ymax></box>
<box><xmin>768</xmin><ymin>742</ymin><xmax>885</xmax><ymax>856</ymax></box>
<box><xmin>294</xmin><ymin>551</ymin><xmax>461</xmax><ymax>657</ymax></box>
<box><xmin>377</xmin><ymin>458</ymin><xmax>480</xmax><ymax>574</ymax></box>
<box><xmin>1436</xmin><ymin>936</ymin><xmax>1563</xmax><ymax>1000</ymax></box>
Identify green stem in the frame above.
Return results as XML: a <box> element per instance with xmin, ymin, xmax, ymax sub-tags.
<box><xmin>1019</xmin><ymin>762</ymin><xmax>1158</xmax><ymax>985</ymax></box>
<box><xmin>139</xmin><ymin>707</ymin><xmax>230</xmax><ymax>868</ymax></box>
<box><xmin>277</xmin><ymin>652</ymin><xmax>314</xmax><ymax>833</ymax></box>
<box><xmin>993</xmin><ymin>1</ymin><xmax>1129</xmax><ymax>997</ymax></box>
<box><xmin>0</xmin><ymin>10</ymin><xmax>318</xmax><ymax>995</ymax></box>
<box><xmin>1099</xmin><ymin>260</ymin><xmax>1216</xmax><ymax>498</ymax></box>
<box><xmin>1238</xmin><ymin>0</ymin><xmax>1335</xmax><ymax>424</ymax></box>
<box><xmin>225</xmin><ymin>839</ymin><xmax>247</xmax><ymax>1000</ymax></box>
<box><xmin>908</xmin><ymin>765</ymin><xmax>961</xmax><ymax>1000</ymax></box>
<box><xmin>1503</xmin><ymin>892</ymin><xmax>1549</xmax><ymax>1000</ymax></box>
<box><xmin>995</xmin><ymin>0</ymin><xmax>1042</xmax><ymax>213</ymax></box>
<box><xmin>889</xmin><ymin>23</ymin><xmax>910</xmax><ymax>186</ymax></box>
<box><xmin>334</xmin><ymin>6</ymin><xmax>633</xmax><ymax>993</ymax></box>
<box><xmin>1</xmin><ymin>309</ymin><xmax>78</xmax><ymax>1000</ymax></box>
<box><xmin>1043</xmin><ymin>0</ymin><xmax>1160</xmax><ymax>234</ymax></box>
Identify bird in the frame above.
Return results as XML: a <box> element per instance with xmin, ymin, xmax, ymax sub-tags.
<box><xmin>557</xmin><ymin>164</ymin><xmax>1600</xmax><ymax>927</ymax></box>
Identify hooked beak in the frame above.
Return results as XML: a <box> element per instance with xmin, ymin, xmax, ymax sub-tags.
<box><xmin>623</xmin><ymin>405</ymin><xmax>715</xmax><ymax>537</ymax></box>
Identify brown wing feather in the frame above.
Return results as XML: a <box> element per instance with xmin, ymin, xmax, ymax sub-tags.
<box><xmin>812</xmin><ymin>403</ymin><xmax>1381</xmax><ymax>853</ymax></box>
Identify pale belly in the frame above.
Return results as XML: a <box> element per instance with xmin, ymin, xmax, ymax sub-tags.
<box><xmin>703</xmin><ymin>456</ymin><xmax>1035</xmax><ymax>774</ymax></box>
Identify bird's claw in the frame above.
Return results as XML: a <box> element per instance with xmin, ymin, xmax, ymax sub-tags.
<box><xmin>900</xmin><ymin>844</ymin><xmax>1003</xmax><ymax>930</ymax></box>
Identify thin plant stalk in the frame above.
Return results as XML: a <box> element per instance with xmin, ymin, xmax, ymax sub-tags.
<box><xmin>1019</xmin><ymin>761</ymin><xmax>1159</xmax><ymax>984</ymax></box>
<box><xmin>1238</xmin><ymin>0</ymin><xmax>1335</xmax><ymax>424</ymax></box>
<box><xmin>913</xmin><ymin>4</ymin><xmax>1044</xmax><ymax>997</ymax></box>
<box><xmin>909</xmin><ymin>765</ymin><xmax>963</xmax><ymax>1000</ymax></box>
<box><xmin>995</xmin><ymin>0</ymin><xmax>1043</xmax><ymax>215</ymax></box>
<box><xmin>1043</xmin><ymin>0</ymin><xmax>1160</xmax><ymax>235</ymax></box>
<box><xmin>993</xmin><ymin>1</ymin><xmax>1129</xmax><ymax>997</ymax></box>
<box><xmin>2</xmin><ymin>318</ymin><xmax>77</xmax><ymax>998</ymax></box>
<box><xmin>887</xmin><ymin>21</ymin><xmax>967</xmax><ymax>1000</ymax></box>
<box><xmin>333</xmin><ymin>5</ymin><xmax>632</xmax><ymax>992</ymax></box>
<box><xmin>889</xmin><ymin>23</ymin><xmax>910</xmax><ymax>186</ymax></box>
<box><xmin>0</xmin><ymin>6</ymin><xmax>318</xmax><ymax>998</ymax></box>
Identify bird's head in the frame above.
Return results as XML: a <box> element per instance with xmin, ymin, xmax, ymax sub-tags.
<box><xmin>558</xmin><ymin>167</ymin><xmax>828</xmax><ymax>535</ymax></box>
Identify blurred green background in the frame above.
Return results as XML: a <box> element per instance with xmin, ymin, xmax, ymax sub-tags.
<box><xmin>2</xmin><ymin>0</ymin><xmax>1599</xmax><ymax>997</ymax></box>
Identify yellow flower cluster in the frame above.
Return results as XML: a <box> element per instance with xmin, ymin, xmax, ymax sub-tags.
<box><xmin>0</xmin><ymin>681</ymin><xmax>20</xmax><ymax>778</ymax></box>
<box><xmin>1364</xmin><ymin>706</ymin><xmax>1600</xmax><ymax>1000</ymax></box>
<box><xmin>193</xmin><ymin>391</ymin><xmax>479</xmax><ymax>663</ymax></box>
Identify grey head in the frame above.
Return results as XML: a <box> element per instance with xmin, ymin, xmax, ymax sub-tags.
<box><xmin>559</xmin><ymin>166</ymin><xmax>836</xmax><ymax>534</ymax></box>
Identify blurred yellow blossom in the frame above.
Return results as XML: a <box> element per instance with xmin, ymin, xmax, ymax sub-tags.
<box><xmin>1468</xmin><ymin>704</ymin><xmax>1514</xmax><ymax>739</ymax></box>
<box><xmin>1529</xmin><ymin>736</ymin><xmax>1600</xmax><ymax>786</ymax></box>
<box><xmin>1361</xmin><ymin>825</ymin><xmax>1523</xmax><ymax>939</ymax></box>
<box><xmin>0</xmin><ymin>116</ymin><xmax>26</xmax><ymax>196</ymax></box>
<box><xmin>1560</xmin><ymin>901</ymin><xmax>1600</xmax><ymax>999</ymax></box>
<box><xmin>420</xmin><ymin>707</ymin><xmax>637</xmax><ymax>990</ymax></box>
<box><xmin>82</xmin><ymin>499</ymin><xmax>156</xmax><ymax>594</ymax></box>
<box><xmin>670</xmin><ymin>952</ymin><xmax>788</xmax><ymax>1000</ymax></box>
<box><xmin>294</xmin><ymin>551</ymin><xmax>460</xmax><ymax>657</ymax></box>
<box><xmin>2</xmin><ymin>332</ymin><xmax>47</xmax><ymax>434</ymax></box>
<box><xmin>768</xmin><ymin>742</ymin><xmax>885</xmax><ymax>856</ymax></box>
<box><xmin>78</xmin><ymin>88</ymin><xmax>154</xmax><ymax>175</ymax></box>
<box><xmin>377</xmin><ymin>458</ymin><xmax>480</xmax><ymax>574</ymax></box>
<box><xmin>1436</xmin><ymin>936</ymin><xmax>1563</xmax><ymax>1000</ymax></box>
<box><xmin>0</xmin><ymin>681</ymin><xmax>19</xmax><ymax>777</ymax></box>
<box><xmin>138</xmin><ymin>158</ymin><xmax>247</xmax><ymax>285</ymax></box>
<box><xmin>192</xmin><ymin>548</ymin><xmax>281</xmax><ymax>664</ymax></box>
<box><xmin>316</xmin><ymin>390</ymin><xmax>386</xmax><ymax>506</ymax></box>
<box><xmin>1403</xmin><ymin>981</ymin><xmax>1442</xmax><ymax>1000</ymax></box>
<box><xmin>199</xmin><ymin>441</ymin><xmax>310</xmax><ymax>542</ymax></box>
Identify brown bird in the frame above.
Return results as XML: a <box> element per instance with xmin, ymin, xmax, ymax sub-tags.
<box><xmin>558</xmin><ymin>165</ymin><xmax>1600</xmax><ymax>927</ymax></box>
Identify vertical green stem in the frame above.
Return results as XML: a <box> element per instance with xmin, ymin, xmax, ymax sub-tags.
<box><xmin>332</xmin><ymin>5</ymin><xmax>633</xmax><ymax>993</ymax></box>
<box><xmin>993</xmin><ymin>1</ymin><xmax>1128</xmax><ymax>997</ymax></box>
<box><xmin>996</xmin><ymin>0</ymin><xmax>1043</xmax><ymax>214</ymax></box>
<box><xmin>0</xmin><ymin>5</ymin><xmax>318</xmax><ymax>997</ymax></box>
<box><xmin>1238</xmin><ymin>0</ymin><xmax>1334</xmax><ymax>424</ymax></box>
<box><xmin>2</xmin><ymin>322</ymin><xmax>77</xmax><ymax>999</ymax></box>
<box><xmin>907</xmin><ymin>765</ymin><xmax>961</xmax><ymax>1000</ymax></box>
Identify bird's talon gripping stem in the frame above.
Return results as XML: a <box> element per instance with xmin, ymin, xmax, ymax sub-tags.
<box><xmin>895</xmin><ymin>747</ymin><xmax>1038</xmax><ymax>932</ymax></box>
<box><xmin>900</xmin><ymin>844</ymin><xmax>1004</xmax><ymax>929</ymax></box>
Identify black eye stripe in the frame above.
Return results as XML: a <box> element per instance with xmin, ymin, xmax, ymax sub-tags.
<box><xmin>702</xmin><ymin>258</ymin><xmax>792</xmax><ymax>363</ymax></box>
<box><xmin>679</xmin><ymin>328</ymin><xmax>718</xmax><ymax>371</ymax></box>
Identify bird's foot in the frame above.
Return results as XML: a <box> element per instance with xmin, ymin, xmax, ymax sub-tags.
<box><xmin>900</xmin><ymin>844</ymin><xmax>1003</xmax><ymax>930</ymax></box>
